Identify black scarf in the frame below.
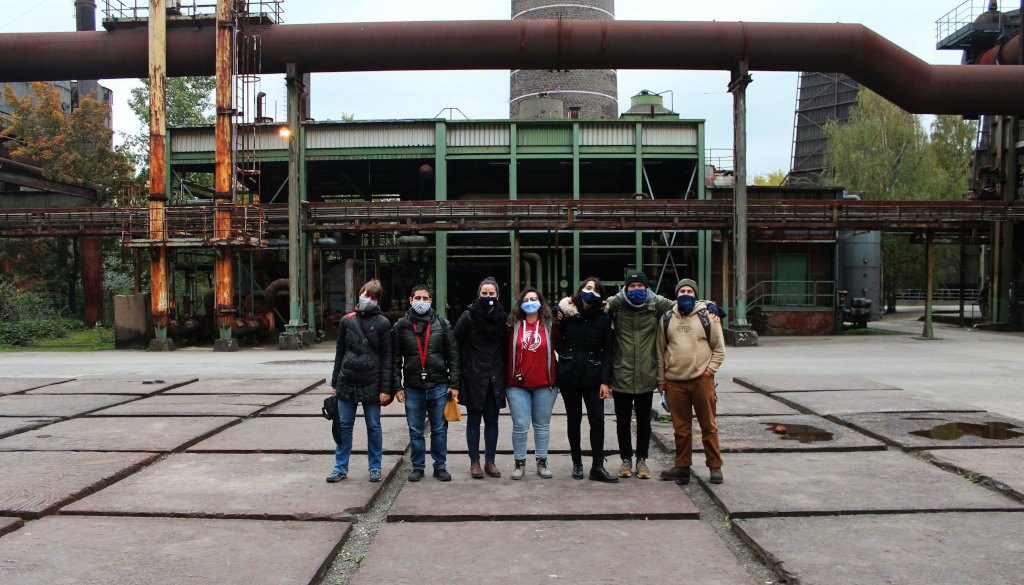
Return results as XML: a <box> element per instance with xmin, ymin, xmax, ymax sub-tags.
<box><xmin>469</xmin><ymin>299</ymin><xmax>507</xmax><ymax>340</ymax></box>
<box><xmin>410</xmin><ymin>308</ymin><xmax>434</xmax><ymax>334</ymax></box>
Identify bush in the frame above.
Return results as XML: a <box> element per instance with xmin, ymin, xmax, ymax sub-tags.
<box><xmin>0</xmin><ymin>281</ymin><xmax>82</xmax><ymax>346</ymax></box>
<box><xmin>0</xmin><ymin>322</ymin><xmax>33</xmax><ymax>346</ymax></box>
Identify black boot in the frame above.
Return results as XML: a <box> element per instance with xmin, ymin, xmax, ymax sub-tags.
<box><xmin>571</xmin><ymin>460</ymin><xmax>584</xmax><ymax>480</ymax></box>
<box><xmin>589</xmin><ymin>464</ymin><xmax>619</xmax><ymax>483</ymax></box>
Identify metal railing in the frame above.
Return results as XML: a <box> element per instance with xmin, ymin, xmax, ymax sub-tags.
<box><xmin>936</xmin><ymin>0</ymin><xmax>1004</xmax><ymax>43</ymax></box>
<box><xmin>120</xmin><ymin>205</ymin><xmax>266</xmax><ymax>247</ymax></box>
<box><xmin>894</xmin><ymin>288</ymin><xmax>980</xmax><ymax>302</ymax></box>
<box><xmin>103</xmin><ymin>0</ymin><xmax>283</xmax><ymax>23</ymax></box>
<box><xmin>747</xmin><ymin>280</ymin><xmax>836</xmax><ymax>310</ymax></box>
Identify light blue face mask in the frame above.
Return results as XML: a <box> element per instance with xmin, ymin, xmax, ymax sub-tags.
<box><xmin>521</xmin><ymin>300</ymin><xmax>541</xmax><ymax>315</ymax></box>
<box><xmin>358</xmin><ymin>296</ymin><xmax>377</xmax><ymax>311</ymax></box>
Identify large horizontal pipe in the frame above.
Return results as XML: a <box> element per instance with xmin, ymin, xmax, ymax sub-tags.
<box><xmin>0</xmin><ymin>19</ymin><xmax>1022</xmax><ymax>115</ymax></box>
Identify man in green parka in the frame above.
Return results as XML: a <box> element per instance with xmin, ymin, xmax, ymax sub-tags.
<box><xmin>606</xmin><ymin>270</ymin><xmax>675</xmax><ymax>479</ymax></box>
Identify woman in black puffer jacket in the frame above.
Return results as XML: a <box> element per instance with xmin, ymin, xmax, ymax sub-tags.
<box><xmin>327</xmin><ymin>279</ymin><xmax>393</xmax><ymax>485</ymax></box>
<box><xmin>553</xmin><ymin>276</ymin><xmax>617</xmax><ymax>483</ymax></box>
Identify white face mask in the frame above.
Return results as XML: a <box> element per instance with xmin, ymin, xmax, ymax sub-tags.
<box><xmin>411</xmin><ymin>300</ymin><xmax>431</xmax><ymax>315</ymax></box>
<box><xmin>358</xmin><ymin>296</ymin><xmax>377</xmax><ymax>311</ymax></box>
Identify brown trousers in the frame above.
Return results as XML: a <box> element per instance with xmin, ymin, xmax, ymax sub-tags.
<box><xmin>665</xmin><ymin>375</ymin><xmax>722</xmax><ymax>468</ymax></box>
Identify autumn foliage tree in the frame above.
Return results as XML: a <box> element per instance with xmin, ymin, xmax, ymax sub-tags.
<box><xmin>0</xmin><ymin>82</ymin><xmax>136</xmax><ymax>206</ymax></box>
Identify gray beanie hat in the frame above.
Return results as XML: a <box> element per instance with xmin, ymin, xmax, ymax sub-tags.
<box><xmin>674</xmin><ymin>278</ymin><xmax>698</xmax><ymax>296</ymax></box>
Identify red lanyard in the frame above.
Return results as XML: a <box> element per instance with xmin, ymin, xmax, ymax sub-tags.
<box><xmin>416</xmin><ymin>322</ymin><xmax>432</xmax><ymax>370</ymax></box>
<box><xmin>516</xmin><ymin>320</ymin><xmax>540</xmax><ymax>367</ymax></box>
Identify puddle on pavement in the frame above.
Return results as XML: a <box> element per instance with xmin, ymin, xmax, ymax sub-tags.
<box><xmin>907</xmin><ymin>421</ymin><xmax>1023</xmax><ymax>441</ymax></box>
<box><xmin>762</xmin><ymin>422</ymin><xmax>834</xmax><ymax>443</ymax></box>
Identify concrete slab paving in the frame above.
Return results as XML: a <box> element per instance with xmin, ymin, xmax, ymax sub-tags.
<box><xmin>0</xmin><ymin>517</ymin><xmax>22</xmax><ymax>537</ymax></box>
<box><xmin>734</xmin><ymin>374</ymin><xmax>900</xmax><ymax>393</ymax></box>
<box><xmin>0</xmin><ymin>417</ymin><xmax>56</xmax><ymax>439</ymax></box>
<box><xmin>88</xmin><ymin>393</ymin><xmax>288</xmax><ymax>417</ymax></box>
<box><xmin>0</xmin><ymin>393</ymin><xmax>136</xmax><ymax>417</ymax></box>
<box><xmin>23</xmin><ymin>377</ymin><xmax>195</xmax><ymax>395</ymax></box>
<box><xmin>64</xmin><ymin>453</ymin><xmax>400</xmax><ymax>520</ymax></box>
<box><xmin>262</xmin><ymin>390</ymin><xmax>334</xmax><ymax>416</ymax></box>
<box><xmin>0</xmin><ymin>451</ymin><xmax>159</xmax><ymax>517</ymax></box>
<box><xmin>700</xmin><ymin>451</ymin><xmax>1022</xmax><ymax>518</ymax></box>
<box><xmin>25</xmin><ymin>377</ymin><xmax>196</xmax><ymax>395</ymax></box>
<box><xmin>733</xmin><ymin>512</ymin><xmax>1024</xmax><ymax>585</ymax></box>
<box><xmin>708</xmin><ymin>392</ymin><xmax>802</xmax><ymax>417</ymax></box>
<box><xmin>773</xmin><ymin>389</ymin><xmax>985</xmax><ymax>417</ymax></box>
<box><xmin>388</xmin><ymin>455</ymin><xmax>696</xmax><ymax>521</ymax></box>
<box><xmin>442</xmin><ymin>413</ymin><xmax>618</xmax><ymax>455</ymax></box>
<box><xmin>714</xmin><ymin>378</ymin><xmax>756</xmax><ymax>393</ymax></box>
<box><xmin>0</xmin><ymin>416</ymin><xmax>239</xmax><ymax>452</ymax></box>
<box><xmin>163</xmin><ymin>377</ymin><xmax>323</xmax><ymax>395</ymax></box>
<box><xmin>186</xmin><ymin>415</ymin><xmax>409</xmax><ymax>454</ymax></box>
<box><xmin>354</xmin><ymin>520</ymin><xmax>753</xmax><ymax>585</ymax></box>
<box><xmin>924</xmin><ymin>447</ymin><xmax>1024</xmax><ymax>501</ymax></box>
<box><xmin>839</xmin><ymin>411</ymin><xmax>1024</xmax><ymax>450</ymax></box>
<box><xmin>651</xmin><ymin>414</ymin><xmax>886</xmax><ymax>454</ymax></box>
<box><xmin>0</xmin><ymin>378</ymin><xmax>72</xmax><ymax>395</ymax></box>
<box><xmin>0</xmin><ymin>516</ymin><xmax>349</xmax><ymax>585</ymax></box>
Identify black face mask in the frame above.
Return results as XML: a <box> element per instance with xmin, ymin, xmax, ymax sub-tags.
<box><xmin>677</xmin><ymin>294</ymin><xmax>696</xmax><ymax>315</ymax></box>
<box><xmin>476</xmin><ymin>296</ymin><xmax>496</xmax><ymax>309</ymax></box>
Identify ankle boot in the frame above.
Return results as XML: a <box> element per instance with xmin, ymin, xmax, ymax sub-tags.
<box><xmin>511</xmin><ymin>459</ymin><xmax>526</xmax><ymax>480</ymax></box>
<box><xmin>536</xmin><ymin>457</ymin><xmax>553</xmax><ymax>479</ymax></box>
<box><xmin>469</xmin><ymin>460</ymin><xmax>484</xmax><ymax>479</ymax></box>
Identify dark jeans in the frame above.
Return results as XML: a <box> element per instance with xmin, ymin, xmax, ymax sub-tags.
<box><xmin>612</xmin><ymin>391</ymin><xmax>653</xmax><ymax>460</ymax></box>
<box><xmin>466</xmin><ymin>382</ymin><xmax>500</xmax><ymax>463</ymax></box>
<box><xmin>561</xmin><ymin>383</ymin><xmax>605</xmax><ymax>466</ymax></box>
<box><xmin>404</xmin><ymin>384</ymin><xmax>449</xmax><ymax>470</ymax></box>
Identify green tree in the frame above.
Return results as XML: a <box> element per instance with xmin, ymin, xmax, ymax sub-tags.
<box><xmin>825</xmin><ymin>90</ymin><xmax>975</xmax><ymax>311</ymax></box>
<box><xmin>753</xmin><ymin>169</ymin><xmax>787</xmax><ymax>186</ymax></box>
<box><xmin>1</xmin><ymin>82</ymin><xmax>136</xmax><ymax>206</ymax></box>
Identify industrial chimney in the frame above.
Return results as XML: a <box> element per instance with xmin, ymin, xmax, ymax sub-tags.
<box><xmin>509</xmin><ymin>0</ymin><xmax>618</xmax><ymax>119</ymax></box>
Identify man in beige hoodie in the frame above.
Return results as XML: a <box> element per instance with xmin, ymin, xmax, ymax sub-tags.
<box><xmin>656</xmin><ymin>278</ymin><xmax>726</xmax><ymax>485</ymax></box>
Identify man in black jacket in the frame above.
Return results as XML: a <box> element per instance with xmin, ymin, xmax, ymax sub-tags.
<box><xmin>393</xmin><ymin>284</ymin><xmax>461</xmax><ymax>482</ymax></box>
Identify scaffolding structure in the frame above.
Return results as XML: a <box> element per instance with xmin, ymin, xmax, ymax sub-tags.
<box><xmin>788</xmin><ymin>72</ymin><xmax>861</xmax><ymax>184</ymax></box>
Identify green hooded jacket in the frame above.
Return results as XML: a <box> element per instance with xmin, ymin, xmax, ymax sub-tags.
<box><xmin>607</xmin><ymin>289</ymin><xmax>675</xmax><ymax>394</ymax></box>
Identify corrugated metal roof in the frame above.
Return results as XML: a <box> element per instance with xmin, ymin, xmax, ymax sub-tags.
<box><xmin>580</xmin><ymin>123</ymin><xmax>634</xmax><ymax>146</ymax></box>
<box><xmin>306</xmin><ymin>123</ymin><xmax>435</xmax><ymax>148</ymax></box>
<box><xmin>170</xmin><ymin>127</ymin><xmax>215</xmax><ymax>153</ymax></box>
<box><xmin>447</xmin><ymin>124</ymin><xmax>510</xmax><ymax>147</ymax></box>
<box><xmin>642</xmin><ymin>125</ymin><xmax>698</xmax><ymax>146</ymax></box>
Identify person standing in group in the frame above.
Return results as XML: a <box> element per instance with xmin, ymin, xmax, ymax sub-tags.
<box><xmin>326</xmin><ymin>279</ymin><xmax>393</xmax><ymax>484</ymax></box>
<box><xmin>506</xmin><ymin>287</ymin><xmax>559</xmax><ymax>480</ymax></box>
<box><xmin>553</xmin><ymin>277</ymin><xmax>618</xmax><ymax>483</ymax></box>
<box><xmin>393</xmin><ymin>284</ymin><xmax>460</xmax><ymax>482</ymax></box>
<box><xmin>606</xmin><ymin>270</ymin><xmax>675</xmax><ymax>480</ymax></box>
<box><xmin>454</xmin><ymin>277</ymin><xmax>507</xmax><ymax>479</ymax></box>
<box><xmin>657</xmin><ymin>278</ymin><xmax>726</xmax><ymax>485</ymax></box>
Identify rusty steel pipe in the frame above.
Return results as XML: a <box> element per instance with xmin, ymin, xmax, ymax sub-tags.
<box><xmin>213</xmin><ymin>0</ymin><xmax>235</xmax><ymax>338</ymax></box>
<box><xmin>148</xmin><ymin>0</ymin><xmax>169</xmax><ymax>332</ymax></box>
<box><xmin>2</xmin><ymin>20</ymin><xmax>1024</xmax><ymax>115</ymax></box>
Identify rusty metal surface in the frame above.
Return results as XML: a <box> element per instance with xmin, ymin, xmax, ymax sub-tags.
<box><xmin>148</xmin><ymin>0</ymin><xmax>168</xmax><ymax>330</ymax></box>
<box><xmin>2</xmin><ymin>20</ymin><xmax>1024</xmax><ymax>115</ymax></box>
<box><xmin>80</xmin><ymin>236</ymin><xmax>103</xmax><ymax>327</ymax></box>
<box><xmin>213</xmin><ymin>0</ymin><xmax>235</xmax><ymax>334</ymax></box>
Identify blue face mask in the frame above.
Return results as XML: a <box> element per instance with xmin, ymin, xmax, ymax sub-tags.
<box><xmin>626</xmin><ymin>288</ymin><xmax>647</xmax><ymax>304</ymax></box>
<box><xmin>521</xmin><ymin>300</ymin><xmax>541</xmax><ymax>315</ymax></box>
<box><xmin>580</xmin><ymin>290</ymin><xmax>601</xmax><ymax>305</ymax></box>
<box><xmin>677</xmin><ymin>294</ymin><xmax>696</xmax><ymax>315</ymax></box>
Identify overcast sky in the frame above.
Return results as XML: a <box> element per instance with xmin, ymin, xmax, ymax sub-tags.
<box><xmin>2</xmin><ymin>0</ymin><xmax>973</xmax><ymax>178</ymax></box>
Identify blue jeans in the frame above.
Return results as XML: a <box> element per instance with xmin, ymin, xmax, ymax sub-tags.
<box><xmin>404</xmin><ymin>384</ymin><xmax>449</xmax><ymax>470</ymax></box>
<box><xmin>333</xmin><ymin>397</ymin><xmax>382</xmax><ymax>474</ymax></box>
<box><xmin>466</xmin><ymin>382</ymin><xmax>500</xmax><ymax>463</ymax></box>
<box><xmin>506</xmin><ymin>385</ymin><xmax>558</xmax><ymax>461</ymax></box>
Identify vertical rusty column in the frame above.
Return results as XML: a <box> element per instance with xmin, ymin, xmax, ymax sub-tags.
<box><xmin>922</xmin><ymin>230</ymin><xmax>935</xmax><ymax>339</ymax></box>
<box><xmin>284</xmin><ymin>62</ymin><xmax>304</xmax><ymax>333</ymax></box>
<box><xmin>213</xmin><ymin>0</ymin><xmax>237</xmax><ymax>349</ymax></box>
<box><xmin>729</xmin><ymin>61</ymin><xmax>751</xmax><ymax>330</ymax></box>
<box><xmin>80</xmin><ymin>236</ymin><xmax>103</xmax><ymax>327</ymax></box>
<box><xmin>148</xmin><ymin>0</ymin><xmax>171</xmax><ymax>344</ymax></box>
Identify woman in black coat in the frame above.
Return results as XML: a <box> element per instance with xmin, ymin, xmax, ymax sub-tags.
<box><xmin>454</xmin><ymin>277</ymin><xmax>508</xmax><ymax>479</ymax></box>
<box><xmin>553</xmin><ymin>276</ymin><xmax>617</xmax><ymax>483</ymax></box>
<box><xmin>327</xmin><ymin>279</ymin><xmax>393</xmax><ymax>484</ymax></box>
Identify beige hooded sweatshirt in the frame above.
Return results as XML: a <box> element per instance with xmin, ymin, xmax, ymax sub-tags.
<box><xmin>656</xmin><ymin>300</ymin><xmax>726</xmax><ymax>383</ymax></box>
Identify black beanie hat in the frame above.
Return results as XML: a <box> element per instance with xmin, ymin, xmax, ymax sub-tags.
<box><xmin>624</xmin><ymin>270</ymin><xmax>651</xmax><ymax>289</ymax></box>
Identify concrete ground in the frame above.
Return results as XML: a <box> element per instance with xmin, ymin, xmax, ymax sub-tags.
<box><xmin>0</xmin><ymin>309</ymin><xmax>1022</xmax><ymax>584</ymax></box>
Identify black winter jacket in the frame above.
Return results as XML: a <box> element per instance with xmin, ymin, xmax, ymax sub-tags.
<box><xmin>392</xmin><ymin>309</ymin><xmax>461</xmax><ymax>392</ymax></box>
<box><xmin>553</xmin><ymin>297</ymin><xmax>614</xmax><ymax>388</ymax></box>
<box><xmin>454</xmin><ymin>302</ymin><xmax>508</xmax><ymax>411</ymax></box>
<box><xmin>331</xmin><ymin>305</ymin><xmax>393</xmax><ymax>402</ymax></box>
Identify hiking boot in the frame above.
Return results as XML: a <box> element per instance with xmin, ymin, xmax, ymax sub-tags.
<box><xmin>407</xmin><ymin>468</ymin><xmax>425</xmax><ymax>482</ymax></box>
<box><xmin>484</xmin><ymin>461</ymin><xmax>501</xmax><ymax>477</ymax></box>
<box><xmin>326</xmin><ymin>470</ymin><xmax>346</xmax><ymax>483</ymax></box>
<box><xmin>572</xmin><ymin>462</ymin><xmax>584</xmax><ymax>480</ymax></box>
<box><xmin>368</xmin><ymin>469</ymin><xmax>382</xmax><ymax>483</ymax></box>
<box><xmin>433</xmin><ymin>468</ymin><xmax>452</xmax><ymax>482</ymax></box>
<box><xmin>617</xmin><ymin>457</ymin><xmax>633</xmax><ymax>478</ymax></box>
<box><xmin>589</xmin><ymin>466</ymin><xmax>619</xmax><ymax>483</ymax></box>
<box><xmin>511</xmin><ymin>459</ymin><xmax>527</xmax><ymax>480</ymax></box>
<box><xmin>709</xmin><ymin>467</ymin><xmax>724</xmax><ymax>484</ymax></box>
<box><xmin>635</xmin><ymin>458</ymin><xmax>651</xmax><ymax>480</ymax></box>
<box><xmin>660</xmin><ymin>466</ymin><xmax>690</xmax><ymax>484</ymax></box>
<box><xmin>536</xmin><ymin>457</ymin><xmax>553</xmax><ymax>479</ymax></box>
<box><xmin>469</xmin><ymin>460</ymin><xmax>484</xmax><ymax>479</ymax></box>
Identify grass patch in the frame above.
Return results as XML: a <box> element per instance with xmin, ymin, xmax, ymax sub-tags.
<box><xmin>840</xmin><ymin>327</ymin><xmax>904</xmax><ymax>336</ymax></box>
<box><xmin>0</xmin><ymin>327</ymin><xmax>115</xmax><ymax>352</ymax></box>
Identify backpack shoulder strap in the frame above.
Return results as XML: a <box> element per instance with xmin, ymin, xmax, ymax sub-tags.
<box><xmin>346</xmin><ymin>312</ymin><xmax>367</xmax><ymax>343</ymax></box>
<box><xmin>661</xmin><ymin>309</ymin><xmax>673</xmax><ymax>340</ymax></box>
<box><xmin>697</xmin><ymin>308</ymin><xmax>711</xmax><ymax>343</ymax></box>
